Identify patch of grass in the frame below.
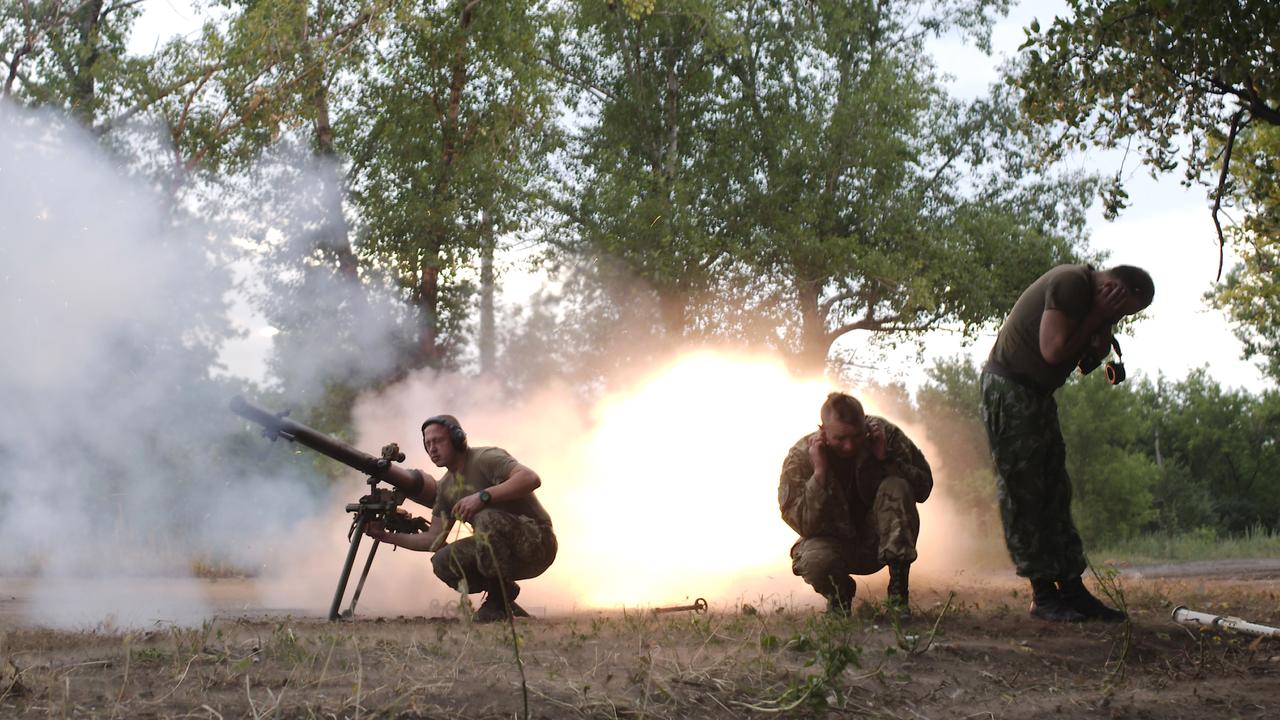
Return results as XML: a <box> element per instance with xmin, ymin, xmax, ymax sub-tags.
<box><xmin>1092</xmin><ymin>525</ymin><xmax>1280</xmax><ymax>564</ymax></box>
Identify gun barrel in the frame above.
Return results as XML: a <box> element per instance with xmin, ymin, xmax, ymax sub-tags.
<box><xmin>230</xmin><ymin>395</ymin><xmax>385</xmax><ymax>476</ymax></box>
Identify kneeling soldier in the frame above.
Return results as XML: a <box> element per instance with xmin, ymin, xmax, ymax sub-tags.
<box><xmin>366</xmin><ymin>415</ymin><xmax>557</xmax><ymax>622</ymax></box>
<box><xmin>779</xmin><ymin>393</ymin><xmax>932</xmax><ymax>618</ymax></box>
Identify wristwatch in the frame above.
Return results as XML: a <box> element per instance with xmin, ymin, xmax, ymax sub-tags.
<box><xmin>478</xmin><ymin>489</ymin><xmax>492</xmax><ymax>504</ymax></box>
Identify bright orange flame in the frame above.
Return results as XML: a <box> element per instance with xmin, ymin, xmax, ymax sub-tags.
<box><xmin>537</xmin><ymin>351</ymin><xmax>845</xmax><ymax>608</ymax></box>
<box><xmin>317</xmin><ymin>349</ymin><xmax>970</xmax><ymax>617</ymax></box>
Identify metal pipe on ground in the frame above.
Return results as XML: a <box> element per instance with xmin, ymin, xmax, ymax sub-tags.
<box><xmin>1172</xmin><ymin>606</ymin><xmax>1280</xmax><ymax>638</ymax></box>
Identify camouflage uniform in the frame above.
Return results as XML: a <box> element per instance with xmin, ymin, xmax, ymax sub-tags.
<box><xmin>431</xmin><ymin>447</ymin><xmax>557</xmax><ymax>594</ymax></box>
<box><xmin>432</xmin><ymin>509</ymin><xmax>558</xmax><ymax>594</ymax></box>
<box><xmin>778</xmin><ymin>417</ymin><xmax>932</xmax><ymax>598</ymax></box>
<box><xmin>979</xmin><ymin>371</ymin><xmax>1086</xmax><ymax>581</ymax></box>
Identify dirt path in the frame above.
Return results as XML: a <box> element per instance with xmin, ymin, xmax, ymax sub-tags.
<box><xmin>2</xmin><ymin>564</ymin><xmax>1278</xmax><ymax>718</ymax></box>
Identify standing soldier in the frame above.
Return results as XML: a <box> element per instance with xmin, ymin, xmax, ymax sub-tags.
<box><xmin>365</xmin><ymin>415</ymin><xmax>557</xmax><ymax>622</ymax></box>
<box><xmin>981</xmin><ymin>264</ymin><xmax>1154</xmax><ymax>622</ymax></box>
<box><xmin>779</xmin><ymin>392</ymin><xmax>933</xmax><ymax>618</ymax></box>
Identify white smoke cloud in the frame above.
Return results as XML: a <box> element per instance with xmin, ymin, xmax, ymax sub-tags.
<box><xmin>264</xmin><ymin>350</ymin><xmax>992</xmax><ymax>617</ymax></box>
<box><xmin>0</xmin><ymin>104</ymin><xmax>328</xmax><ymax>627</ymax></box>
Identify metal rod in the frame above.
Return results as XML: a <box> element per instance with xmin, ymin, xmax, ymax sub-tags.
<box><xmin>329</xmin><ymin>516</ymin><xmax>366</xmax><ymax>621</ymax></box>
<box><xmin>345</xmin><ymin>540</ymin><xmax>381</xmax><ymax>619</ymax></box>
<box><xmin>653</xmin><ymin>598</ymin><xmax>708</xmax><ymax>615</ymax></box>
<box><xmin>1172</xmin><ymin>605</ymin><xmax>1280</xmax><ymax>638</ymax></box>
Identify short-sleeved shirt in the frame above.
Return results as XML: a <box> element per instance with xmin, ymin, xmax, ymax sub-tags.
<box><xmin>432</xmin><ymin>446</ymin><xmax>553</xmax><ymax>526</ymax></box>
<box><xmin>988</xmin><ymin>264</ymin><xmax>1094</xmax><ymax>392</ymax></box>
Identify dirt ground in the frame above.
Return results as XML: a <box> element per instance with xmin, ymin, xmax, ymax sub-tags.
<box><xmin>1</xmin><ymin>563</ymin><xmax>1278</xmax><ymax>719</ymax></box>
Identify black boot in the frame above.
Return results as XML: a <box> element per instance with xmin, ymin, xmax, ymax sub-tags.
<box><xmin>1029</xmin><ymin>579</ymin><xmax>1086</xmax><ymax>623</ymax></box>
<box><xmin>474</xmin><ymin>582</ymin><xmax>531</xmax><ymax>623</ymax></box>
<box><xmin>825</xmin><ymin>576</ymin><xmax>857</xmax><ymax>616</ymax></box>
<box><xmin>1058</xmin><ymin>576</ymin><xmax>1126</xmax><ymax>623</ymax></box>
<box><xmin>887</xmin><ymin>562</ymin><xmax>911</xmax><ymax>621</ymax></box>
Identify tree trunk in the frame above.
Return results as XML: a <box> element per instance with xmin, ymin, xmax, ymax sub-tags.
<box><xmin>68</xmin><ymin>0</ymin><xmax>105</xmax><ymax>126</ymax></box>
<box><xmin>658</xmin><ymin>288</ymin><xmax>687</xmax><ymax>339</ymax></box>
<box><xmin>418</xmin><ymin>261</ymin><xmax>440</xmax><ymax>364</ymax></box>
<box><xmin>410</xmin><ymin>0</ymin><xmax>476</xmax><ymax>369</ymax></box>
<box><xmin>793</xmin><ymin>277</ymin><xmax>829</xmax><ymax>375</ymax></box>
<box><xmin>311</xmin><ymin>81</ymin><xmax>360</xmax><ymax>282</ymax></box>
<box><xmin>479</xmin><ymin>210</ymin><xmax>496</xmax><ymax>374</ymax></box>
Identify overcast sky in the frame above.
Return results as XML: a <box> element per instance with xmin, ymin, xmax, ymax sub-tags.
<box><xmin>130</xmin><ymin>0</ymin><xmax>1271</xmax><ymax>394</ymax></box>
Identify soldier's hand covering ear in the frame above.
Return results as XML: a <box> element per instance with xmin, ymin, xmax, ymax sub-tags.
<box><xmin>808</xmin><ymin>426</ymin><xmax>829</xmax><ymax>479</ymax></box>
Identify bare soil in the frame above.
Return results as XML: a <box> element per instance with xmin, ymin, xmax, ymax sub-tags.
<box><xmin>1</xmin><ymin>565</ymin><xmax>1278</xmax><ymax>719</ymax></box>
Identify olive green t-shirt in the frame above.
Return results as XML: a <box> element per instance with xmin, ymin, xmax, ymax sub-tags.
<box><xmin>988</xmin><ymin>264</ymin><xmax>1094</xmax><ymax>391</ymax></box>
<box><xmin>432</xmin><ymin>446</ymin><xmax>553</xmax><ymax>526</ymax></box>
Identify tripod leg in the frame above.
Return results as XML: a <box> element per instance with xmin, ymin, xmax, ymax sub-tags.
<box><xmin>329</xmin><ymin>517</ymin><xmax>366</xmax><ymax>621</ymax></box>
<box><xmin>345</xmin><ymin>540</ymin><xmax>380</xmax><ymax>618</ymax></box>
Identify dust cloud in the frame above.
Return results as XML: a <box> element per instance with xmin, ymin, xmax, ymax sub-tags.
<box><xmin>257</xmin><ymin>351</ymin><xmax>998</xmax><ymax>617</ymax></box>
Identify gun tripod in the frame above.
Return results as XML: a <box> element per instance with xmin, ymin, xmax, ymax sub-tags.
<box><xmin>328</xmin><ymin>444</ymin><xmax>429</xmax><ymax>621</ymax></box>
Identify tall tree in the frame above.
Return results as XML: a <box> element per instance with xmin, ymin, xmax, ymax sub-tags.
<box><xmin>708</xmin><ymin>0</ymin><xmax>1093</xmax><ymax>372</ymax></box>
<box><xmin>1206</xmin><ymin>125</ymin><xmax>1280</xmax><ymax>382</ymax></box>
<box><xmin>552</xmin><ymin>0</ymin><xmax>729</xmax><ymax>339</ymax></box>
<box><xmin>346</xmin><ymin>0</ymin><xmax>558</xmax><ymax>369</ymax></box>
<box><xmin>1016</xmin><ymin>0</ymin><xmax>1280</xmax><ymax>274</ymax></box>
<box><xmin>1</xmin><ymin>0</ymin><xmax>143</xmax><ymax>125</ymax></box>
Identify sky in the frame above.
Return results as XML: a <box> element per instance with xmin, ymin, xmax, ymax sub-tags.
<box><xmin>131</xmin><ymin>0</ymin><xmax>1272</xmax><ymax>395</ymax></box>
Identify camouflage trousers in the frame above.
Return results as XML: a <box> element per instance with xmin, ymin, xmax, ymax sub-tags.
<box><xmin>432</xmin><ymin>509</ymin><xmax>558</xmax><ymax>595</ymax></box>
<box><xmin>790</xmin><ymin>476</ymin><xmax>919</xmax><ymax>597</ymax></box>
<box><xmin>979</xmin><ymin>371</ymin><xmax>1086</xmax><ymax>582</ymax></box>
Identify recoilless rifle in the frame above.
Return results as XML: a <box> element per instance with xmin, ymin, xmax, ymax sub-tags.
<box><xmin>229</xmin><ymin>396</ymin><xmax>430</xmax><ymax>621</ymax></box>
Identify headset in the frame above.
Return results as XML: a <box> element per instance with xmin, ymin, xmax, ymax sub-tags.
<box><xmin>421</xmin><ymin>415</ymin><xmax>468</xmax><ymax>451</ymax></box>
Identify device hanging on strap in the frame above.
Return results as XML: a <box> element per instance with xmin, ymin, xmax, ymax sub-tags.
<box><xmin>1078</xmin><ymin>336</ymin><xmax>1126</xmax><ymax>385</ymax></box>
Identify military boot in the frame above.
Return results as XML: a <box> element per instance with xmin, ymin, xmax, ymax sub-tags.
<box><xmin>825</xmin><ymin>576</ymin><xmax>857</xmax><ymax>616</ymax></box>
<box><xmin>887</xmin><ymin>562</ymin><xmax>911</xmax><ymax>621</ymax></box>
<box><xmin>474</xmin><ymin>582</ymin><xmax>532</xmax><ymax>623</ymax></box>
<box><xmin>1029</xmin><ymin>579</ymin><xmax>1086</xmax><ymax>623</ymax></box>
<box><xmin>1058</xmin><ymin>576</ymin><xmax>1126</xmax><ymax>623</ymax></box>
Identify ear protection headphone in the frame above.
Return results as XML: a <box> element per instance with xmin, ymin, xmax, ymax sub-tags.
<box><xmin>421</xmin><ymin>415</ymin><xmax>468</xmax><ymax>451</ymax></box>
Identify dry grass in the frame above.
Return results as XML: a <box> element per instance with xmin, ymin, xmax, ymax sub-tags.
<box><xmin>1</xmin><ymin>576</ymin><xmax>1278</xmax><ymax>719</ymax></box>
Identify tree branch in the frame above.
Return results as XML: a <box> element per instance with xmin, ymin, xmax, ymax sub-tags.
<box><xmin>1211</xmin><ymin>110</ymin><xmax>1245</xmax><ymax>282</ymax></box>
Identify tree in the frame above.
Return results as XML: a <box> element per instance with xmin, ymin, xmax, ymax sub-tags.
<box><xmin>346</xmin><ymin>0</ymin><xmax>558</xmax><ymax>369</ymax></box>
<box><xmin>1056</xmin><ymin>374</ymin><xmax>1160</xmax><ymax>545</ymax></box>
<box><xmin>552</xmin><ymin>0</ymin><xmax>729</xmax><ymax>339</ymax></box>
<box><xmin>1153</xmin><ymin>369</ymin><xmax>1280</xmax><ymax>533</ymax></box>
<box><xmin>1016</xmin><ymin>0</ymin><xmax>1280</xmax><ymax>273</ymax></box>
<box><xmin>1206</xmin><ymin>125</ymin><xmax>1280</xmax><ymax>382</ymax></box>
<box><xmin>706</xmin><ymin>0</ymin><xmax>1093</xmax><ymax>372</ymax></box>
<box><xmin>1</xmin><ymin>0</ymin><xmax>143</xmax><ymax>125</ymax></box>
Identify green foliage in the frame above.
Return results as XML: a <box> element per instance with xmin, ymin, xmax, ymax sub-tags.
<box><xmin>914</xmin><ymin>356</ymin><xmax>1280</xmax><ymax>549</ymax></box>
<box><xmin>1058</xmin><ymin>374</ymin><xmax>1159</xmax><ymax>545</ymax></box>
<box><xmin>346</xmin><ymin>0</ymin><xmax>559</xmax><ymax>364</ymax></box>
<box><xmin>1206</xmin><ymin>125</ymin><xmax>1280</xmax><ymax>382</ymax></box>
<box><xmin>1</xmin><ymin>0</ymin><xmax>144</xmax><ymax>125</ymax></box>
<box><xmin>1148</xmin><ymin>370</ymin><xmax>1280</xmax><ymax>533</ymax></box>
<box><xmin>1016</xmin><ymin>0</ymin><xmax>1280</xmax><ymax>267</ymax></box>
<box><xmin>551</xmin><ymin>0</ymin><xmax>1094</xmax><ymax>373</ymax></box>
<box><xmin>1017</xmin><ymin>0</ymin><xmax>1280</xmax><ymax>182</ymax></box>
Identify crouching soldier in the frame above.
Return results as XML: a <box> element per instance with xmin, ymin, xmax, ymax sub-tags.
<box><xmin>779</xmin><ymin>393</ymin><xmax>932</xmax><ymax>618</ymax></box>
<box><xmin>365</xmin><ymin>415</ymin><xmax>557</xmax><ymax>622</ymax></box>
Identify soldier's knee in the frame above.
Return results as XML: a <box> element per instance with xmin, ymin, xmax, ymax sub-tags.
<box><xmin>791</xmin><ymin>539</ymin><xmax>846</xmax><ymax>583</ymax></box>
<box><xmin>431</xmin><ymin>548</ymin><xmax>462</xmax><ymax>589</ymax></box>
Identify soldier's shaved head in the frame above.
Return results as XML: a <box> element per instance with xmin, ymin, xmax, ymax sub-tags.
<box><xmin>821</xmin><ymin>392</ymin><xmax>865</xmax><ymax>427</ymax></box>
